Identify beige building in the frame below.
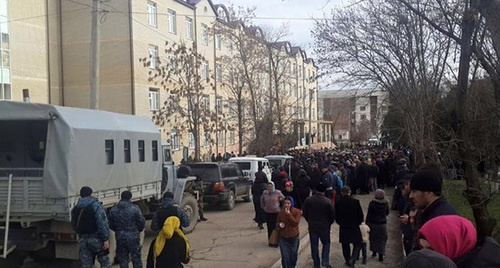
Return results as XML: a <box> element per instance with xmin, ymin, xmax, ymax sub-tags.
<box><xmin>2</xmin><ymin>0</ymin><xmax>318</xmax><ymax>163</ymax></box>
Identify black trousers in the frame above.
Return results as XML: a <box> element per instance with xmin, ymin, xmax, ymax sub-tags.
<box><xmin>265</xmin><ymin>212</ymin><xmax>278</xmax><ymax>239</ymax></box>
<box><xmin>342</xmin><ymin>242</ymin><xmax>362</xmax><ymax>265</ymax></box>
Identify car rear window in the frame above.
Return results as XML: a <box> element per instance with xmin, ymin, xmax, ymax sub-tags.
<box><xmin>189</xmin><ymin>164</ymin><xmax>219</xmax><ymax>182</ymax></box>
<box><xmin>234</xmin><ymin>161</ymin><xmax>251</xmax><ymax>170</ymax></box>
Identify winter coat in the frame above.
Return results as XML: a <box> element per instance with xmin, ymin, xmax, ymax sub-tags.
<box><xmin>455</xmin><ymin>237</ymin><xmax>500</xmax><ymax>268</ymax></box>
<box><xmin>419</xmin><ymin>197</ymin><xmax>458</xmax><ymax>227</ymax></box>
<box><xmin>71</xmin><ymin>196</ymin><xmax>109</xmax><ymax>241</ymax></box>
<box><xmin>302</xmin><ymin>193</ymin><xmax>335</xmax><ymax>233</ymax></box>
<box><xmin>366</xmin><ymin>200</ymin><xmax>389</xmax><ymax>225</ymax></box>
<box><xmin>260</xmin><ymin>189</ymin><xmax>284</xmax><ymax>213</ymax></box>
<box><xmin>276</xmin><ymin>206</ymin><xmax>301</xmax><ymax>238</ymax></box>
<box><xmin>108</xmin><ymin>200</ymin><xmax>145</xmax><ymax>240</ymax></box>
<box><xmin>335</xmin><ymin>195</ymin><xmax>364</xmax><ymax>244</ymax></box>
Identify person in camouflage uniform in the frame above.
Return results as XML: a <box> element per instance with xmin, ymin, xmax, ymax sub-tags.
<box><xmin>108</xmin><ymin>191</ymin><xmax>146</xmax><ymax>268</ymax></box>
<box><xmin>151</xmin><ymin>192</ymin><xmax>190</xmax><ymax>232</ymax></box>
<box><xmin>71</xmin><ymin>186</ymin><xmax>111</xmax><ymax>268</ymax></box>
<box><xmin>192</xmin><ymin>175</ymin><xmax>207</xmax><ymax>222</ymax></box>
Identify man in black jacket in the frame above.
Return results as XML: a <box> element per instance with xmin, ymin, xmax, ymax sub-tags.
<box><xmin>302</xmin><ymin>184</ymin><xmax>335</xmax><ymax>268</ymax></box>
<box><xmin>335</xmin><ymin>186</ymin><xmax>364</xmax><ymax>268</ymax></box>
<box><xmin>409</xmin><ymin>169</ymin><xmax>458</xmax><ymax>250</ymax></box>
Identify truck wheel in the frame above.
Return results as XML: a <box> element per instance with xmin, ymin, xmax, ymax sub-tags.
<box><xmin>243</xmin><ymin>186</ymin><xmax>253</xmax><ymax>202</ymax></box>
<box><xmin>225</xmin><ymin>190</ymin><xmax>236</xmax><ymax>210</ymax></box>
<box><xmin>180</xmin><ymin>193</ymin><xmax>198</xmax><ymax>234</ymax></box>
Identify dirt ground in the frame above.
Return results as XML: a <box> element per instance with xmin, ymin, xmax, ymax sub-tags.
<box><xmin>295</xmin><ymin>188</ymin><xmax>404</xmax><ymax>268</ymax></box>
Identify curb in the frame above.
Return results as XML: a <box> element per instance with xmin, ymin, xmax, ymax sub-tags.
<box><xmin>271</xmin><ymin>232</ymin><xmax>311</xmax><ymax>268</ymax></box>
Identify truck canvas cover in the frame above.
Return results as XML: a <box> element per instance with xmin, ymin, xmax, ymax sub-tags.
<box><xmin>0</xmin><ymin>101</ymin><xmax>162</xmax><ymax>199</ymax></box>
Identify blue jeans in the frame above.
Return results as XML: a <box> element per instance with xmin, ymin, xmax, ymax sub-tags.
<box><xmin>279</xmin><ymin>236</ymin><xmax>299</xmax><ymax>268</ymax></box>
<box><xmin>309</xmin><ymin>230</ymin><xmax>330</xmax><ymax>267</ymax></box>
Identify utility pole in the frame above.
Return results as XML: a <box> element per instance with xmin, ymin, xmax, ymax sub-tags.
<box><xmin>90</xmin><ymin>0</ymin><xmax>101</xmax><ymax>110</ymax></box>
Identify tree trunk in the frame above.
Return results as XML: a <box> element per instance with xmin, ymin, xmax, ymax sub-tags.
<box><xmin>238</xmin><ymin>101</ymin><xmax>243</xmax><ymax>156</ymax></box>
<box><xmin>479</xmin><ymin>0</ymin><xmax>500</xmax><ymax>55</ymax></box>
<box><xmin>457</xmin><ymin>2</ymin><xmax>496</xmax><ymax>243</ymax></box>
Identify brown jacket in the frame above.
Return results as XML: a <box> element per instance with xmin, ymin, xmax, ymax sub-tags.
<box><xmin>276</xmin><ymin>207</ymin><xmax>301</xmax><ymax>238</ymax></box>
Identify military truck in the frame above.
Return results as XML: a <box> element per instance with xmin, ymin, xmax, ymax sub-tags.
<box><xmin>0</xmin><ymin>101</ymin><xmax>198</xmax><ymax>265</ymax></box>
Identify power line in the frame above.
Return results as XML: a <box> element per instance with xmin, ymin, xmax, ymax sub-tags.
<box><xmin>0</xmin><ymin>7</ymin><xmax>89</xmax><ymax>25</ymax></box>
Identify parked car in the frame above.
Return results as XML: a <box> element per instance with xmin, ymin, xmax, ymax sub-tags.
<box><xmin>188</xmin><ymin>162</ymin><xmax>252</xmax><ymax>210</ymax></box>
<box><xmin>228</xmin><ymin>156</ymin><xmax>272</xmax><ymax>182</ymax></box>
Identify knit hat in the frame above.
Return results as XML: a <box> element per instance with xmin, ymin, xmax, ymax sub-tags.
<box><xmin>285</xmin><ymin>181</ymin><xmax>293</xmax><ymax>187</ymax></box>
<box><xmin>403</xmin><ymin>249</ymin><xmax>457</xmax><ymax>268</ymax></box>
<box><xmin>80</xmin><ymin>186</ymin><xmax>93</xmax><ymax>197</ymax></box>
<box><xmin>279</xmin><ymin>171</ymin><xmax>287</xmax><ymax>178</ymax></box>
<box><xmin>410</xmin><ymin>169</ymin><xmax>443</xmax><ymax>195</ymax></box>
<box><xmin>374</xmin><ymin>189</ymin><xmax>385</xmax><ymax>200</ymax></box>
<box><xmin>121</xmin><ymin>190</ymin><xmax>132</xmax><ymax>200</ymax></box>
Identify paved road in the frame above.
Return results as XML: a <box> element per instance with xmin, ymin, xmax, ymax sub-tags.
<box><xmin>20</xmin><ymin>189</ymin><xmax>403</xmax><ymax>268</ymax></box>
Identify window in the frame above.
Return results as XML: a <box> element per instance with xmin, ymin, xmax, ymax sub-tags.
<box><xmin>228</xmin><ymin>101</ymin><xmax>235</xmax><ymax>117</ymax></box>
<box><xmin>1</xmin><ymin>16</ymin><xmax>10</xmax><ymax>100</ymax></box>
<box><xmin>167</xmin><ymin>9</ymin><xmax>176</xmax><ymax>34</ymax></box>
<box><xmin>216</xmin><ymin>97</ymin><xmax>223</xmax><ymax>113</ymax></box>
<box><xmin>202</xmin><ymin>95</ymin><xmax>210</xmax><ymax>110</ymax></box>
<box><xmin>171</xmin><ymin>130</ymin><xmax>179</xmax><ymax>150</ymax></box>
<box><xmin>188</xmin><ymin>132</ymin><xmax>195</xmax><ymax>149</ymax></box>
<box><xmin>0</xmin><ymin>84</ymin><xmax>10</xmax><ymax>100</ymax></box>
<box><xmin>229</xmin><ymin>131</ymin><xmax>235</xmax><ymax>145</ymax></box>
<box><xmin>204</xmin><ymin>132</ymin><xmax>211</xmax><ymax>147</ymax></box>
<box><xmin>227</xmin><ymin>39</ymin><xmax>233</xmax><ymax>55</ymax></box>
<box><xmin>147</xmin><ymin>1</ymin><xmax>157</xmax><ymax>27</ymax></box>
<box><xmin>338</xmin><ymin>135</ymin><xmax>343</xmax><ymax>140</ymax></box>
<box><xmin>304</xmin><ymin>107</ymin><xmax>307</xmax><ymax>119</ymax></box>
<box><xmin>138</xmin><ymin>140</ymin><xmax>145</xmax><ymax>162</ymax></box>
<box><xmin>148</xmin><ymin>45</ymin><xmax>158</xmax><ymax>69</ymax></box>
<box><xmin>361</xmin><ymin>114</ymin><xmax>367</xmax><ymax>120</ymax></box>
<box><xmin>105</xmin><ymin>140</ymin><xmax>114</xmax><ymax>164</ymax></box>
<box><xmin>216</xmin><ymin>64</ymin><xmax>222</xmax><ymax>82</ymax></box>
<box><xmin>185</xmin><ymin>17</ymin><xmax>193</xmax><ymax>40</ymax></box>
<box><xmin>152</xmin><ymin>140</ymin><xmax>158</xmax><ymax>161</ymax></box>
<box><xmin>215</xmin><ymin>34</ymin><xmax>221</xmax><ymax>50</ymax></box>
<box><xmin>201</xmin><ymin>24</ymin><xmax>208</xmax><ymax>45</ymax></box>
<box><xmin>202</xmin><ymin>61</ymin><xmax>209</xmax><ymax>80</ymax></box>
<box><xmin>149</xmin><ymin>88</ymin><xmax>159</xmax><ymax>110</ymax></box>
<box><xmin>312</xmin><ymin>108</ymin><xmax>315</xmax><ymax>119</ymax></box>
<box><xmin>217</xmin><ymin>131</ymin><xmax>223</xmax><ymax>146</ymax></box>
<box><xmin>124</xmin><ymin>140</ymin><xmax>131</xmax><ymax>163</ymax></box>
<box><xmin>360</xmin><ymin>106</ymin><xmax>366</xmax><ymax>111</ymax></box>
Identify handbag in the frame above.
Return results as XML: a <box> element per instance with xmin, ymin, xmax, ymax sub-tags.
<box><xmin>269</xmin><ymin>228</ymin><xmax>279</xmax><ymax>247</ymax></box>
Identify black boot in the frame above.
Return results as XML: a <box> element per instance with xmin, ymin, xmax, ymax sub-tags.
<box><xmin>258</xmin><ymin>223</ymin><xmax>264</xmax><ymax>229</ymax></box>
<box><xmin>378</xmin><ymin>255</ymin><xmax>384</xmax><ymax>262</ymax></box>
<box><xmin>372</xmin><ymin>251</ymin><xmax>377</xmax><ymax>257</ymax></box>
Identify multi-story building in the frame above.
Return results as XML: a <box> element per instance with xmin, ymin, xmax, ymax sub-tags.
<box><xmin>2</xmin><ymin>0</ymin><xmax>318</xmax><ymax>163</ymax></box>
<box><xmin>318</xmin><ymin>89</ymin><xmax>389</xmax><ymax>144</ymax></box>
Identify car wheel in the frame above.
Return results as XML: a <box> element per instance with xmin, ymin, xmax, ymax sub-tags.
<box><xmin>243</xmin><ymin>186</ymin><xmax>252</xmax><ymax>202</ymax></box>
<box><xmin>225</xmin><ymin>190</ymin><xmax>236</xmax><ymax>210</ymax></box>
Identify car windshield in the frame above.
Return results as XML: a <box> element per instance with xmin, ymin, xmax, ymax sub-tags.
<box><xmin>189</xmin><ymin>164</ymin><xmax>219</xmax><ymax>182</ymax></box>
<box><xmin>269</xmin><ymin>160</ymin><xmax>282</xmax><ymax>169</ymax></box>
<box><xmin>234</xmin><ymin>162</ymin><xmax>251</xmax><ymax>170</ymax></box>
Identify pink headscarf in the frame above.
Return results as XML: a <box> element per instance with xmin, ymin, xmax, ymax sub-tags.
<box><xmin>418</xmin><ymin>215</ymin><xmax>477</xmax><ymax>260</ymax></box>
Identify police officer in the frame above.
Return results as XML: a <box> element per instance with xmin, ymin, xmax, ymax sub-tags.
<box><xmin>151</xmin><ymin>192</ymin><xmax>190</xmax><ymax>232</ymax></box>
<box><xmin>71</xmin><ymin>186</ymin><xmax>110</xmax><ymax>268</ymax></box>
<box><xmin>108</xmin><ymin>191</ymin><xmax>145</xmax><ymax>268</ymax></box>
<box><xmin>192</xmin><ymin>175</ymin><xmax>207</xmax><ymax>222</ymax></box>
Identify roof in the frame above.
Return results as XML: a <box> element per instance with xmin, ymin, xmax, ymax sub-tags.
<box><xmin>229</xmin><ymin>157</ymin><xmax>268</xmax><ymax>161</ymax></box>
<box><xmin>264</xmin><ymin>155</ymin><xmax>294</xmax><ymax>160</ymax></box>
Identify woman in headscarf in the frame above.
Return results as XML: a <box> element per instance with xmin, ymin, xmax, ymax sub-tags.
<box><xmin>252</xmin><ymin>165</ymin><xmax>269</xmax><ymax>229</ymax></box>
<box><xmin>276</xmin><ymin>196</ymin><xmax>302</xmax><ymax>268</ymax></box>
<box><xmin>261</xmin><ymin>181</ymin><xmax>285</xmax><ymax>246</ymax></box>
<box><xmin>366</xmin><ymin>189</ymin><xmax>389</xmax><ymax>262</ymax></box>
<box><xmin>417</xmin><ymin>215</ymin><xmax>500</xmax><ymax>268</ymax></box>
<box><xmin>146</xmin><ymin>216</ymin><xmax>190</xmax><ymax>268</ymax></box>
<box><xmin>283</xmin><ymin>181</ymin><xmax>299</xmax><ymax>209</ymax></box>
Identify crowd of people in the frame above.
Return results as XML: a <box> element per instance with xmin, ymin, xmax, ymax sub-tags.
<box><xmin>250</xmin><ymin>146</ymin><xmax>500</xmax><ymax>268</ymax></box>
<box><xmin>70</xmin><ymin>146</ymin><xmax>500</xmax><ymax>268</ymax></box>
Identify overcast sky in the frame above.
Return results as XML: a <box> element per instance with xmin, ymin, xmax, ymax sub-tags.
<box><xmin>214</xmin><ymin>0</ymin><xmax>348</xmax><ymax>54</ymax></box>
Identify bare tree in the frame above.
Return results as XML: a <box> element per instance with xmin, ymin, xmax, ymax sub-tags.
<box><xmin>313</xmin><ymin>0</ymin><xmax>454</xmax><ymax>165</ymax></box>
<box><xmin>141</xmin><ymin>41</ymin><xmax>216</xmax><ymax>161</ymax></box>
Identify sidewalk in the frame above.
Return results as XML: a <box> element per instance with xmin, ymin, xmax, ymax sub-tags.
<box><xmin>277</xmin><ymin>188</ymin><xmax>404</xmax><ymax>268</ymax></box>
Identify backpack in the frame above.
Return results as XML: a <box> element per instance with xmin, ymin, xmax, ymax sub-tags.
<box><xmin>71</xmin><ymin>203</ymin><xmax>98</xmax><ymax>234</ymax></box>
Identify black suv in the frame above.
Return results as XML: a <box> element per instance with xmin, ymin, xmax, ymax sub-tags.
<box><xmin>189</xmin><ymin>162</ymin><xmax>252</xmax><ymax>210</ymax></box>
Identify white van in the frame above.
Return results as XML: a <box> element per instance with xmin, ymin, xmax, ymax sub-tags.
<box><xmin>228</xmin><ymin>157</ymin><xmax>272</xmax><ymax>182</ymax></box>
<box><xmin>264</xmin><ymin>155</ymin><xmax>294</xmax><ymax>175</ymax></box>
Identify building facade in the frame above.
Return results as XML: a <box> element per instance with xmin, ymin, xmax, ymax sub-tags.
<box><xmin>2</xmin><ymin>0</ymin><xmax>318</xmax><ymax>163</ymax></box>
<box><xmin>318</xmin><ymin>89</ymin><xmax>389</xmax><ymax>144</ymax></box>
